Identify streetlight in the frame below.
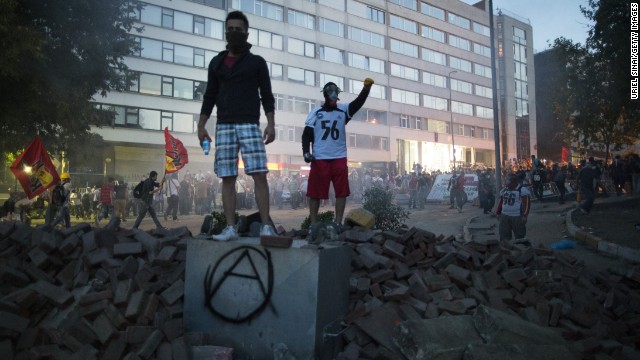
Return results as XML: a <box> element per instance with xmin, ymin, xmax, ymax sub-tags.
<box><xmin>448</xmin><ymin>70</ymin><xmax>458</xmax><ymax>171</ymax></box>
<box><xmin>103</xmin><ymin>157</ymin><xmax>111</xmax><ymax>181</ymax></box>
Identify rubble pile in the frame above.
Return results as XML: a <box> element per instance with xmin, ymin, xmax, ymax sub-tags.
<box><xmin>0</xmin><ymin>220</ymin><xmax>639</xmax><ymax>359</ymax></box>
<box><xmin>0</xmin><ymin>222</ymin><xmax>233</xmax><ymax>360</ymax></box>
<box><xmin>338</xmin><ymin>226</ymin><xmax>640</xmax><ymax>359</ymax></box>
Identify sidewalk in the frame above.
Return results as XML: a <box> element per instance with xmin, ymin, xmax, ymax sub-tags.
<box><xmin>464</xmin><ymin>194</ymin><xmax>640</xmax><ymax>265</ymax></box>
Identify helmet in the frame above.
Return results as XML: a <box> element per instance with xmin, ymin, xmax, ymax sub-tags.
<box><xmin>60</xmin><ymin>173</ymin><xmax>70</xmax><ymax>180</ymax></box>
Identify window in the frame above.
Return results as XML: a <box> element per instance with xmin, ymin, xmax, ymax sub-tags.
<box><xmin>514</xmin><ymin>62</ymin><xmax>527</xmax><ymax>81</ymax></box>
<box><xmin>348</xmin><ymin>79</ymin><xmax>386</xmax><ymax>100</ymax></box>
<box><xmin>288</xmin><ymin>67</ymin><xmax>315</xmax><ymax>86</ymax></box>
<box><xmin>474</xmin><ymin>63</ymin><xmax>492</xmax><ymax>78</ymax></box>
<box><xmin>449</xmin><ymin>35</ymin><xmax>471</xmax><ymax>51</ymax></box>
<box><xmin>174</xmin><ymin>45</ymin><xmax>193</xmax><ymax>66</ymax></box>
<box><xmin>422</xmin><ymin>71</ymin><xmax>447</xmax><ymax>88</ymax></box>
<box><xmin>476</xmin><ymin>106</ymin><xmax>493</xmax><ymax>119</ymax></box>
<box><xmin>421</xmin><ymin>25</ymin><xmax>445</xmax><ymax>43</ymax></box>
<box><xmin>140</xmin><ymin>38</ymin><xmax>162</xmax><ymax>60</ymax></box>
<box><xmin>248</xmin><ymin>28</ymin><xmax>283</xmax><ymax>50</ymax></box>
<box><xmin>194</xmin><ymin>16</ymin><xmax>205</xmax><ymax>35</ymax></box>
<box><xmin>232</xmin><ymin>0</ymin><xmax>284</xmax><ymax>21</ymax></box>
<box><xmin>319</xmin><ymin>73</ymin><xmax>344</xmax><ymax>90</ymax></box>
<box><xmin>389</xmin><ymin>0</ymin><xmax>417</xmax><ymax>10</ymax></box>
<box><xmin>349</xmin><ymin>107</ymin><xmax>388</xmax><ymax>124</ymax></box>
<box><xmin>449</xmin><ymin>56</ymin><xmax>472</xmax><ymax>73</ymax></box>
<box><xmin>347</xmin><ymin>53</ymin><xmax>384</xmax><ymax>73</ymax></box>
<box><xmin>451</xmin><ymin>101</ymin><xmax>473</xmax><ymax>116</ymax></box>
<box><xmin>347</xmin><ymin>26</ymin><xmax>385</xmax><ymax>48</ymax></box>
<box><xmin>319</xmin><ymin>46</ymin><xmax>344</xmax><ymax>64</ymax></box>
<box><xmin>514</xmin><ymin>43</ymin><xmax>527</xmax><ymax>62</ymax></box>
<box><xmin>473</xmin><ymin>22</ymin><xmax>491</xmax><ymax>37</ymax></box>
<box><xmin>423</xmin><ymin>95</ymin><xmax>448</xmax><ymax>111</ymax></box>
<box><xmin>348</xmin><ymin>134</ymin><xmax>357</xmax><ymax>147</ymax></box>
<box><xmin>161</xmin><ymin>8</ymin><xmax>173</xmax><ymax>28</ymax></box>
<box><xmin>448</xmin><ymin>13</ymin><xmax>470</xmax><ymax>29</ymax></box>
<box><xmin>288</xmin><ymin>9</ymin><xmax>315</xmax><ymax>29</ymax></box>
<box><xmin>416</xmin><ymin>118</ymin><xmax>422</xmax><ymax>130</ymax></box>
<box><xmin>205</xmin><ymin>18</ymin><xmax>224</xmax><ymax>39</ymax></box>
<box><xmin>483</xmin><ymin>128</ymin><xmax>490</xmax><ymax>139</ymax></box>
<box><xmin>367</xmin><ymin>6</ymin><xmax>385</xmax><ymax>24</ymax></box>
<box><xmin>391</xmin><ymin>63</ymin><xmax>419</xmax><ymax>81</ymax></box>
<box><xmin>422</xmin><ymin>48</ymin><xmax>446</xmax><ymax>65</ymax></box>
<box><xmin>319</xmin><ymin>17</ymin><xmax>344</xmax><ymax>37</ymax></box>
<box><xmin>400</xmin><ymin>114</ymin><xmax>408</xmax><ymax>128</ymax></box>
<box><xmin>421</xmin><ymin>2</ymin><xmax>445</xmax><ymax>21</ymax></box>
<box><xmin>427</xmin><ymin>118</ymin><xmax>447</xmax><ymax>133</ymax></box>
<box><xmin>288</xmin><ymin>96</ymin><xmax>315</xmax><ymax>114</ymax></box>
<box><xmin>173</xmin><ymin>78</ymin><xmax>193</xmax><ymax>99</ymax></box>
<box><xmin>140</xmin><ymin>4</ymin><xmax>162</xmax><ymax>26</ymax></box>
<box><xmin>288</xmin><ymin>38</ymin><xmax>315</xmax><ymax>58</ymax></box>
<box><xmin>381</xmin><ymin>137</ymin><xmax>389</xmax><ymax>150</ymax></box>
<box><xmin>390</xmin><ymin>15</ymin><xmax>417</xmax><ymax>34</ymax></box>
<box><xmin>391</xmin><ymin>88</ymin><xmax>419</xmax><ymax>106</ymax></box>
<box><xmin>275</xmin><ymin>93</ymin><xmax>285</xmax><ymax>111</ymax></box>
<box><xmin>475</xmin><ymin>84</ymin><xmax>492</xmax><ymax>99</ymax></box>
<box><xmin>474</xmin><ymin>43</ymin><xmax>491</xmax><ymax>57</ymax></box>
<box><xmin>288</xmin><ymin>126</ymin><xmax>295</xmax><ymax>142</ymax></box>
<box><xmin>139</xmin><ymin>74</ymin><xmax>162</xmax><ymax>95</ymax></box>
<box><xmin>267</xmin><ymin>62</ymin><xmax>283</xmax><ymax>80</ymax></box>
<box><xmin>513</xmin><ymin>26</ymin><xmax>527</xmax><ymax>44</ymax></box>
<box><xmin>451</xmin><ymin>79</ymin><xmax>472</xmax><ymax>94</ymax></box>
<box><xmin>174</xmin><ymin>11</ymin><xmax>193</xmax><ymax>33</ymax></box>
<box><xmin>391</xmin><ymin>39</ymin><xmax>419</xmax><ymax>58</ymax></box>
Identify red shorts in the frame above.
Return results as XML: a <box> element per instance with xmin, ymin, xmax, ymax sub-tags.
<box><xmin>306</xmin><ymin>158</ymin><xmax>350</xmax><ymax>199</ymax></box>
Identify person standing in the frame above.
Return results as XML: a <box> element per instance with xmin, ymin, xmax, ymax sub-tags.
<box><xmin>302</xmin><ymin>78</ymin><xmax>374</xmax><ymax>232</ymax></box>
<box><xmin>114</xmin><ymin>181</ymin><xmax>129</xmax><ymax>223</ymax></box>
<box><xmin>96</xmin><ymin>177</ymin><xmax>116</xmax><ymax>227</ymax></box>
<box><xmin>50</xmin><ymin>173</ymin><xmax>73</xmax><ymax>228</ymax></box>
<box><xmin>577</xmin><ymin>159</ymin><xmax>596</xmax><ymax>214</ymax></box>
<box><xmin>197</xmin><ymin>11</ymin><xmax>276</xmax><ymax>241</ymax></box>
<box><xmin>496</xmin><ymin>173</ymin><xmax>532</xmax><ymax>242</ymax></box>
<box><xmin>132</xmin><ymin>171</ymin><xmax>165</xmax><ymax>230</ymax></box>
<box><xmin>164</xmin><ymin>173</ymin><xmax>180</xmax><ymax>221</ymax></box>
<box><xmin>552</xmin><ymin>164</ymin><xmax>567</xmax><ymax>204</ymax></box>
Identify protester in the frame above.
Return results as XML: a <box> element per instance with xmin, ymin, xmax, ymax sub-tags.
<box><xmin>132</xmin><ymin>171</ymin><xmax>165</xmax><ymax>230</ymax></box>
<box><xmin>197</xmin><ymin>10</ymin><xmax>276</xmax><ymax>241</ymax></box>
<box><xmin>301</xmin><ymin>78</ymin><xmax>374</xmax><ymax>236</ymax></box>
<box><xmin>164</xmin><ymin>173</ymin><xmax>180</xmax><ymax>221</ymax></box>
<box><xmin>50</xmin><ymin>173</ymin><xmax>73</xmax><ymax>228</ymax></box>
<box><xmin>114</xmin><ymin>181</ymin><xmax>129</xmax><ymax>223</ymax></box>
<box><xmin>577</xmin><ymin>159</ymin><xmax>596</xmax><ymax>214</ymax></box>
<box><xmin>496</xmin><ymin>173</ymin><xmax>531</xmax><ymax>241</ymax></box>
<box><xmin>96</xmin><ymin>177</ymin><xmax>116</xmax><ymax>227</ymax></box>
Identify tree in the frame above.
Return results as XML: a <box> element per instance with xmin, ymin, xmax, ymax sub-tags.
<box><xmin>550</xmin><ymin>0</ymin><xmax>640</xmax><ymax>161</ymax></box>
<box><xmin>0</xmin><ymin>0</ymin><xmax>142</xmax><ymax>160</ymax></box>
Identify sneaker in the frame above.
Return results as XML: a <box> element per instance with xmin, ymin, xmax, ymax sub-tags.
<box><xmin>260</xmin><ymin>224</ymin><xmax>276</xmax><ymax>237</ymax></box>
<box><xmin>213</xmin><ymin>225</ymin><xmax>238</xmax><ymax>241</ymax></box>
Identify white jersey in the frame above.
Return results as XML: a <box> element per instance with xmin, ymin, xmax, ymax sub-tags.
<box><xmin>305</xmin><ymin>103</ymin><xmax>351</xmax><ymax>160</ymax></box>
<box><xmin>499</xmin><ymin>185</ymin><xmax>531</xmax><ymax>216</ymax></box>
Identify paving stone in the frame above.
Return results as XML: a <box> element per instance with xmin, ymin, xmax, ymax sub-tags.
<box><xmin>91</xmin><ymin>313</ymin><xmax>116</xmax><ymax>345</ymax></box>
<box><xmin>137</xmin><ymin>329</ymin><xmax>164</xmax><ymax>359</ymax></box>
<box><xmin>153</xmin><ymin>246</ymin><xmax>177</xmax><ymax>266</ymax></box>
<box><xmin>125</xmin><ymin>290</ymin><xmax>147</xmax><ymax>319</ymax></box>
<box><xmin>159</xmin><ymin>279</ymin><xmax>184</xmax><ymax>306</ymax></box>
<box><xmin>0</xmin><ymin>265</ymin><xmax>30</xmax><ymax>287</ymax></box>
<box><xmin>29</xmin><ymin>280</ymin><xmax>73</xmax><ymax>307</ymax></box>
<box><xmin>101</xmin><ymin>336</ymin><xmax>127</xmax><ymax>360</ymax></box>
<box><xmin>383</xmin><ymin>240</ymin><xmax>405</xmax><ymax>259</ymax></box>
<box><xmin>113</xmin><ymin>242</ymin><xmax>143</xmax><ymax>257</ymax></box>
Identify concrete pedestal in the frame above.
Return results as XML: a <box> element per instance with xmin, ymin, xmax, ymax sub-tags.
<box><xmin>184</xmin><ymin>238</ymin><xmax>352</xmax><ymax>360</ymax></box>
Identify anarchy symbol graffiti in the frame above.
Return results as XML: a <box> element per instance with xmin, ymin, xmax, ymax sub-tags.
<box><xmin>203</xmin><ymin>245</ymin><xmax>276</xmax><ymax>323</ymax></box>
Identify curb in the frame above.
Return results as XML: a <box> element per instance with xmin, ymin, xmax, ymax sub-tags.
<box><xmin>566</xmin><ymin>208</ymin><xmax>640</xmax><ymax>263</ymax></box>
<box><xmin>462</xmin><ymin>215</ymin><xmax>479</xmax><ymax>242</ymax></box>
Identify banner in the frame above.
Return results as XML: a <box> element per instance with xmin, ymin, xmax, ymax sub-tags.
<box><xmin>426</xmin><ymin>174</ymin><xmax>479</xmax><ymax>203</ymax></box>
<box><xmin>10</xmin><ymin>136</ymin><xmax>59</xmax><ymax>199</ymax></box>
<box><xmin>561</xmin><ymin>146</ymin><xmax>569</xmax><ymax>163</ymax></box>
<box><xmin>164</xmin><ymin>127</ymin><xmax>189</xmax><ymax>173</ymax></box>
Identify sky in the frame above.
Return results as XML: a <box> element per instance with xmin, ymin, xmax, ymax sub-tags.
<box><xmin>465</xmin><ymin>0</ymin><xmax>594</xmax><ymax>52</ymax></box>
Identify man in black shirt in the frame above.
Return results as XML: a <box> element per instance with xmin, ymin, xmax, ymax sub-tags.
<box><xmin>577</xmin><ymin>159</ymin><xmax>596</xmax><ymax>214</ymax></box>
<box><xmin>133</xmin><ymin>171</ymin><xmax>165</xmax><ymax>230</ymax></box>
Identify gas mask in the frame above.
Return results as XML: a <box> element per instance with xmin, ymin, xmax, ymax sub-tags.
<box><xmin>322</xmin><ymin>83</ymin><xmax>341</xmax><ymax>102</ymax></box>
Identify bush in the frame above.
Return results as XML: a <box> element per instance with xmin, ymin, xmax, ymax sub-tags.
<box><xmin>300</xmin><ymin>210</ymin><xmax>335</xmax><ymax>230</ymax></box>
<box><xmin>362</xmin><ymin>186</ymin><xmax>410</xmax><ymax>231</ymax></box>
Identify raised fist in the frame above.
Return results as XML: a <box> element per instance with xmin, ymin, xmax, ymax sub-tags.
<box><xmin>303</xmin><ymin>152</ymin><xmax>315</xmax><ymax>163</ymax></box>
<box><xmin>364</xmin><ymin>78</ymin><xmax>374</xmax><ymax>87</ymax></box>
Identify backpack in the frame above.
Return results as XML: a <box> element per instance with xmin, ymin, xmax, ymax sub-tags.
<box><xmin>133</xmin><ymin>181</ymin><xmax>145</xmax><ymax>199</ymax></box>
<box><xmin>52</xmin><ymin>184</ymin><xmax>66</xmax><ymax>206</ymax></box>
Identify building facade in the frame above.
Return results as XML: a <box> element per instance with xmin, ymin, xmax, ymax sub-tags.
<box><xmin>91</xmin><ymin>0</ymin><xmax>535</xmax><ymax>183</ymax></box>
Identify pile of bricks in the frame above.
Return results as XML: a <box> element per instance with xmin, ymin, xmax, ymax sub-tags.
<box><xmin>338</xmin><ymin>226</ymin><xmax>640</xmax><ymax>359</ymax></box>
<box><xmin>0</xmin><ymin>222</ymin><xmax>232</xmax><ymax>360</ymax></box>
<box><xmin>1</xmin><ymin>219</ymin><xmax>639</xmax><ymax>359</ymax></box>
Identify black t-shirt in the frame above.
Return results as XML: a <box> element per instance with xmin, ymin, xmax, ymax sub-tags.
<box><xmin>114</xmin><ymin>184</ymin><xmax>127</xmax><ymax>199</ymax></box>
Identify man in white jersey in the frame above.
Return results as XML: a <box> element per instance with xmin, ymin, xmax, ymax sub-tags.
<box><xmin>302</xmin><ymin>78</ymin><xmax>374</xmax><ymax>235</ymax></box>
<box><xmin>496</xmin><ymin>173</ymin><xmax>531</xmax><ymax>241</ymax></box>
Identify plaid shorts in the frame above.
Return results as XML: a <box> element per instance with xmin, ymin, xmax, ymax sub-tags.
<box><xmin>214</xmin><ymin>123</ymin><xmax>268</xmax><ymax>177</ymax></box>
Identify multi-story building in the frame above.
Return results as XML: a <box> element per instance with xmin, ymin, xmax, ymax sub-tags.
<box><xmin>92</xmin><ymin>0</ymin><xmax>535</xmax><ymax>183</ymax></box>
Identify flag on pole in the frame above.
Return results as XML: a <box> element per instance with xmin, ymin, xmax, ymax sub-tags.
<box><xmin>164</xmin><ymin>127</ymin><xmax>189</xmax><ymax>173</ymax></box>
<box><xmin>561</xmin><ymin>146</ymin><xmax>569</xmax><ymax>163</ymax></box>
<box><xmin>10</xmin><ymin>136</ymin><xmax>59</xmax><ymax>199</ymax></box>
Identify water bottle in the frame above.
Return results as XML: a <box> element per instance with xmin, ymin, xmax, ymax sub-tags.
<box><xmin>202</xmin><ymin>139</ymin><xmax>210</xmax><ymax>155</ymax></box>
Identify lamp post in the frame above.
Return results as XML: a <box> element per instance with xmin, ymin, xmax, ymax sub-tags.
<box><xmin>448</xmin><ymin>70</ymin><xmax>458</xmax><ymax>171</ymax></box>
<box><xmin>103</xmin><ymin>158</ymin><xmax>111</xmax><ymax>181</ymax></box>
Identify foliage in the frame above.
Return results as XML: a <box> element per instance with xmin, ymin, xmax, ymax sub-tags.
<box><xmin>550</xmin><ymin>0</ymin><xmax>640</xmax><ymax>161</ymax></box>
<box><xmin>0</xmin><ymin>0</ymin><xmax>143</xmax><ymax>158</ymax></box>
<box><xmin>362</xmin><ymin>187</ymin><xmax>410</xmax><ymax>232</ymax></box>
<box><xmin>300</xmin><ymin>211</ymin><xmax>335</xmax><ymax>230</ymax></box>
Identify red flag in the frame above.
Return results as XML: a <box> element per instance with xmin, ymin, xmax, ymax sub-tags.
<box><xmin>10</xmin><ymin>136</ymin><xmax>59</xmax><ymax>199</ymax></box>
<box><xmin>561</xmin><ymin>146</ymin><xmax>569</xmax><ymax>162</ymax></box>
<box><xmin>164</xmin><ymin>127</ymin><xmax>189</xmax><ymax>173</ymax></box>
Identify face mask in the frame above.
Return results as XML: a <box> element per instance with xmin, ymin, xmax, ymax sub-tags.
<box><xmin>323</xmin><ymin>85</ymin><xmax>341</xmax><ymax>102</ymax></box>
<box><xmin>226</xmin><ymin>30</ymin><xmax>248</xmax><ymax>52</ymax></box>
